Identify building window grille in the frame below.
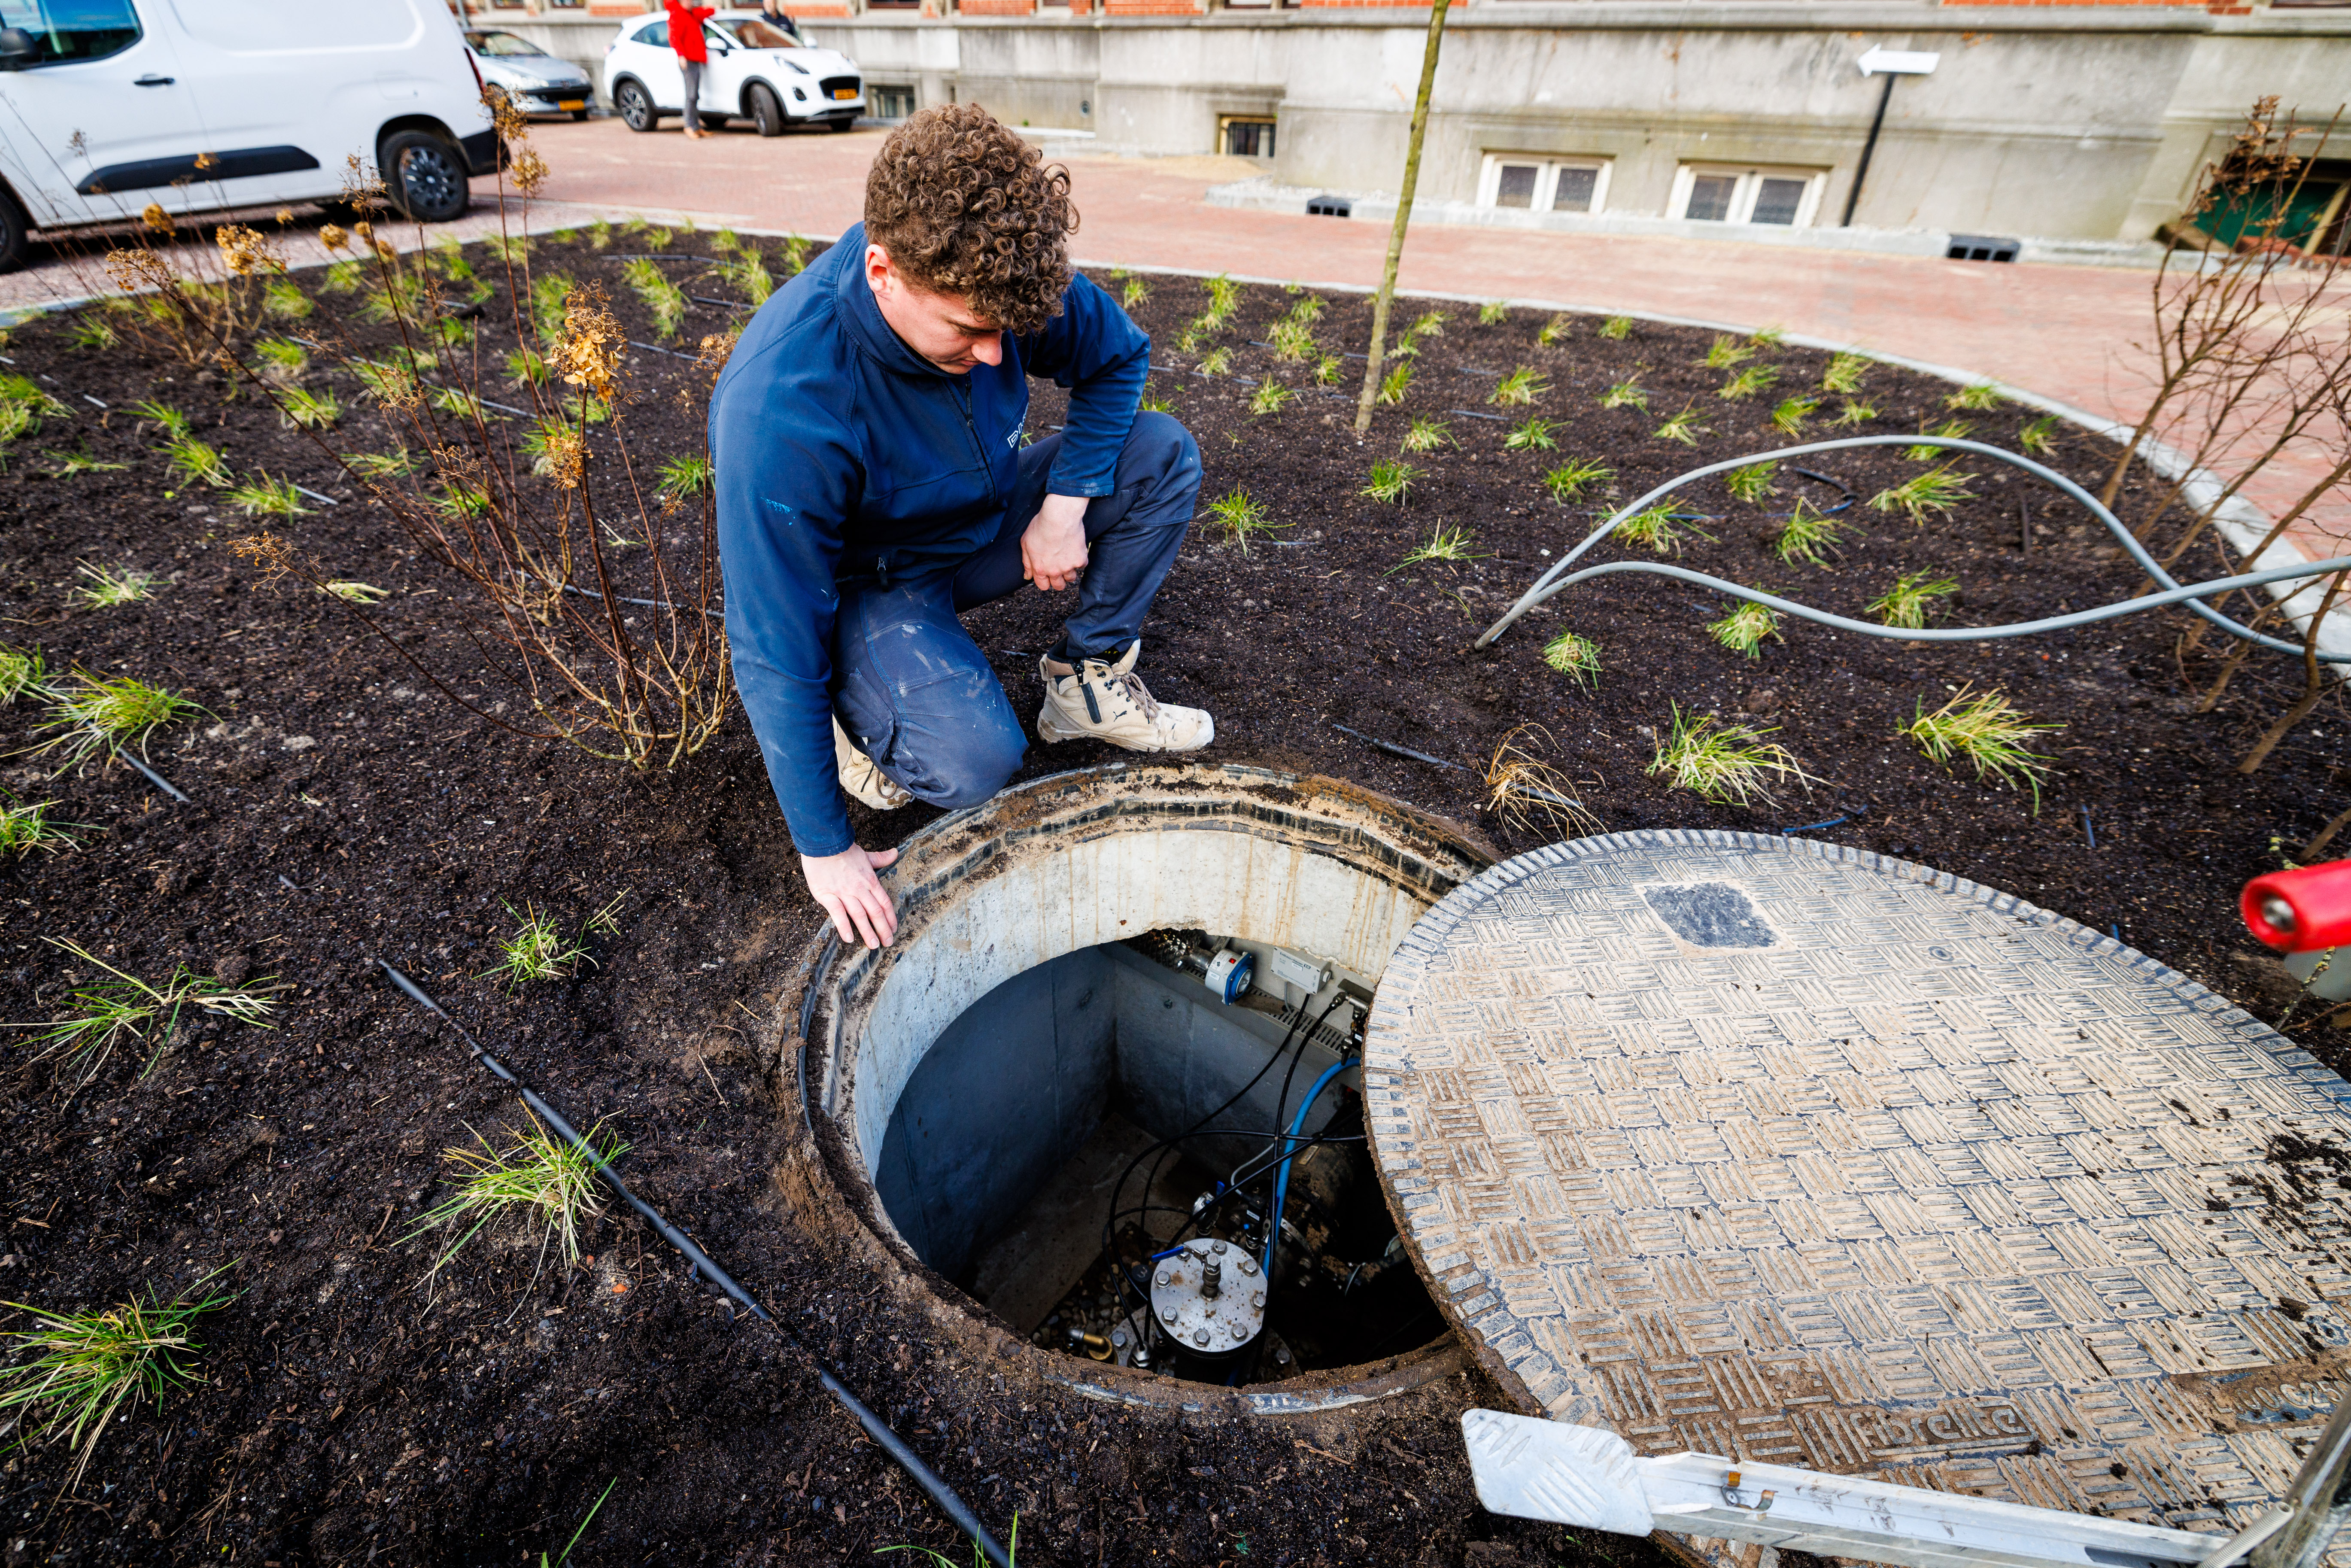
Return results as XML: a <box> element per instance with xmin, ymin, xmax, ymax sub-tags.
<box><xmin>1478</xmin><ymin>154</ymin><xmax>1611</xmax><ymax>216</ymax></box>
<box><xmin>1221</xmin><ymin>117</ymin><xmax>1276</xmax><ymax>160</ymax></box>
<box><xmin>1674</xmin><ymin>164</ymin><xmax>1825</xmax><ymax>228</ymax></box>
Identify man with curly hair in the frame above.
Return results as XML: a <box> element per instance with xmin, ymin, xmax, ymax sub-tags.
<box><xmin>711</xmin><ymin>104</ymin><xmax>1210</xmax><ymax>950</ymax></box>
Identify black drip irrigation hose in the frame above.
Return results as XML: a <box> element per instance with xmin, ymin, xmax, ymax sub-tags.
<box><xmin>119</xmin><ymin>751</ymin><xmax>190</xmax><ymax>804</ymax></box>
<box><xmin>1331</xmin><ymin>723</ymin><xmax>1465</xmax><ymax>772</ymax></box>
<box><xmin>1476</xmin><ymin>434</ymin><xmax>2351</xmax><ymax>662</ymax></box>
<box><xmin>372</xmin><ymin>959</ymin><xmax>1013</xmax><ymax>1568</ymax></box>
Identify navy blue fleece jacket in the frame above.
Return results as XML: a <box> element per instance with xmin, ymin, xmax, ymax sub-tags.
<box><xmin>708</xmin><ymin>224</ymin><xmax>1150</xmax><ymax>858</ymax></box>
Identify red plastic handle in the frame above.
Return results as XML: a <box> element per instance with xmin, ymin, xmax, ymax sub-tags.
<box><xmin>2244</xmin><ymin>860</ymin><xmax>2351</xmax><ymax>952</ymax></box>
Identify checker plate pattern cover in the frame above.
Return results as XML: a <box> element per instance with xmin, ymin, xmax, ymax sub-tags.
<box><xmin>1365</xmin><ymin>832</ymin><xmax>2351</xmax><ymax>1565</ymax></box>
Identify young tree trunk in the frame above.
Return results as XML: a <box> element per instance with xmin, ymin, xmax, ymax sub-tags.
<box><xmin>2306</xmin><ymin>798</ymin><xmax>2351</xmax><ymax>863</ymax></box>
<box><xmin>2238</xmin><ymin>569</ymin><xmax>2348</xmax><ymax>774</ymax></box>
<box><xmin>1353</xmin><ymin>0</ymin><xmax>1452</xmax><ymax>437</ymax></box>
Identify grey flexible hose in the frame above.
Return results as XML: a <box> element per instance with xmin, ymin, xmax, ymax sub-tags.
<box><xmin>1474</xmin><ymin>434</ymin><xmax>2351</xmax><ymax>662</ymax></box>
<box><xmin>374</xmin><ymin>959</ymin><xmax>1013</xmax><ymax>1568</ymax></box>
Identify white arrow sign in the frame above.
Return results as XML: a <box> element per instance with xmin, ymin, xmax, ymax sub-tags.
<box><xmin>1859</xmin><ymin>46</ymin><xmax>1941</xmax><ymax>75</ymax></box>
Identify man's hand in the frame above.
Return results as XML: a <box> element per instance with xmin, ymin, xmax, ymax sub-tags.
<box><xmin>1021</xmin><ymin>492</ymin><xmax>1090</xmax><ymax>593</ymax></box>
<box><xmin>802</xmin><ymin>845</ymin><xmax>901</xmax><ymax>949</ymax></box>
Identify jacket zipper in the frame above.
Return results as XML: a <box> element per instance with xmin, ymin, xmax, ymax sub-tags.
<box><xmin>952</xmin><ymin>378</ymin><xmax>998</xmax><ymax>504</ymax></box>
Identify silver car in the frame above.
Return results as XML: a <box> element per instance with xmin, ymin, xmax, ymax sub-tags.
<box><xmin>465</xmin><ymin>29</ymin><xmax>595</xmax><ymax>123</ymax></box>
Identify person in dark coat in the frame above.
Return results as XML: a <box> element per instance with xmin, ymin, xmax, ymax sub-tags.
<box><xmin>710</xmin><ymin>106</ymin><xmax>1209</xmax><ymax>949</ymax></box>
<box><xmin>663</xmin><ymin>0</ymin><xmax>714</xmax><ymax>138</ymax></box>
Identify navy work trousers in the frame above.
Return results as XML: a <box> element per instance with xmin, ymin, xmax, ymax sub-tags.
<box><xmin>830</xmin><ymin>410</ymin><xmax>1200</xmax><ymax>810</ymax></box>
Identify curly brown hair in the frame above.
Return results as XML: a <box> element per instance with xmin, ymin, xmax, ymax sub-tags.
<box><xmin>863</xmin><ymin>104</ymin><xmax>1077</xmax><ymax>335</ymax></box>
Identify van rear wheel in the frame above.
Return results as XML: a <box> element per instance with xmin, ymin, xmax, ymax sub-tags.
<box><xmin>380</xmin><ymin>130</ymin><xmax>471</xmax><ymax>224</ymax></box>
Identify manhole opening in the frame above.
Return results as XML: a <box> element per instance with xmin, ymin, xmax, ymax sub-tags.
<box><xmin>796</xmin><ymin>763</ymin><xmax>1494</xmax><ymax>1407</ymax></box>
<box><xmin>877</xmin><ymin>927</ymin><xmax>1445</xmax><ymax>1385</ymax></box>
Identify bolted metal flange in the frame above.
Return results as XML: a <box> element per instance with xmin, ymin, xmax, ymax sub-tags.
<box><xmin>1148</xmin><ymin>1238</ymin><xmax>1265</xmax><ymax>1359</ymax></box>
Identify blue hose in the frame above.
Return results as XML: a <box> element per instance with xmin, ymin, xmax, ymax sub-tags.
<box><xmin>1263</xmin><ymin>1057</ymin><xmax>1360</xmax><ymax>1275</ymax></box>
<box><xmin>1474</xmin><ymin>433</ymin><xmax>2351</xmax><ymax>663</ymax></box>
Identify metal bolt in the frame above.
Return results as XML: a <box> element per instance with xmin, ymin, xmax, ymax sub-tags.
<box><xmin>1211</xmin><ymin>1240</ymin><xmax>1227</xmax><ymax>1255</ymax></box>
<box><xmin>1161</xmin><ymin>1307</ymin><xmax>1176</xmax><ymax>1322</ymax></box>
<box><xmin>1241</xmin><ymin>1259</ymin><xmax>1258</xmax><ymax>1276</ymax></box>
<box><xmin>1155</xmin><ymin>1270</ymin><xmax>1170</xmax><ymax>1286</ymax></box>
<box><xmin>1252</xmin><ymin>1291</ymin><xmax>1264</xmax><ymax>1308</ymax></box>
<box><xmin>1194</xmin><ymin>1328</ymin><xmax>1209</xmax><ymax>1346</ymax></box>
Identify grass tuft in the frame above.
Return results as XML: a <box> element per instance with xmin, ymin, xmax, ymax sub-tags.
<box><xmin>657</xmin><ymin>454</ymin><xmax>714</xmax><ymax>499</ymax></box>
<box><xmin>1400</xmin><ymin>416</ymin><xmax>1452</xmax><ymax>454</ymax></box>
<box><xmin>278</xmin><ymin>387</ymin><xmax>341</xmax><ymax>431</ymax></box>
<box><xmin>1899</xmin><ymin>684</ymin><xmax>2061</xmax><ymax>810</ymax></box>
<box><xmin>31</xmin><ymin>669</ymin><xmax>202</xmax><ymax>772</ymax></box>
<box><xmin>1537</xmin><ymin>314</ymin><xmax>1571</xmax><ymax>346</ymax></box>
<box><xmin>322</xmin><ymin>581</ymin><xmax>389</xmax><ymax>605</ymax></box>
<box><xmin>1719</xmin><ymin>364</ymin><xmax>1779</xmax><ymax>401</ymax></box>
<box><xmin>1268</xmin><ymin>318</ymin><xmax>1316</xmax><ymax>363</ymax></box>
<box><xmin>0</xmin><ymin>1270</ymin><xmax>237</xmax><ymax>1489</ymax></box>
<box><xmin>128</xmin><ymin>399</ymin><xmax>190</xmax><ymax>439</ymax></box>
<box><xmin>1648</xmin><ymin>704</ymin><xmax>1815</xmax><ymax>806</ymax></box>
<box><xmin>1870</xmin><ymin>462</ymin><xmax>1976</xmax><ymax>524</ymax></box>
<box><xmin>1724</xmin><ymin>461</ymin><xmax>1778</xmax><ymax>505</ymax></box>
<box><xmin>1388</xmin><ymin>523</ymin><xmax>1488</xmax><ymax>575</ymax></box>
<box><xmin>1361</xmin><ymin>459</ymin><xmax>1418</xmax><ymax>505</ymax></box>
<box><xmin>481</xmin><ymin>902</ymin><xmax>590</xmax><ymax>991</ymax></box>
<box><xmin>1868</xmin><ymin>570</ymin><xmax>1960</xmax><ymax>630</ymax></box>
<box><xmin>1483</xmin><ymin>723</ymin><xmax>1601</xmax><ymax>836</ymax></box>
<box><xmin>163</xmin><ymin>433</ymin><xmax>230</xmax><ymax>490</ymax></box>
<box><xmin>714</xmin><ymin>248</ymin><xmax>774</xmax><ymax>307</ymax></box>
<box><xmin>1542</xmin><ymin>457</ymin><xmax>1611</xmax><ymax>503</ymax></box>
<box><xmin>1248</xmin><ymin>377</ymin><xmax>1296</xmax><ymax>417</ymax></box>
<box><xmin>2019</xmin><ymin>414</ymin><xmax>2059</xmax><ymax>456</ymax></box>
<box><xmin>1196</xmin><ymin>346</ymin><xmax>1234</xmax><ymax>377</ymax></box>
<box><xmin>1772</xmin><ymin>497</ymin><xmax>1857</xmax><ymax>568</ymax></box>
<box><xmin>1504</xmin><ymin>416</ymin><xmax>1558</xmax><ymax>453</ymax></box>
<box><xmin>12</xmin><ymin>938</ymin><xmax>274</xmax><ymax>1086</ymax></box>
<box><xmin>1312</xmin><ymin>355</ymin><xmax>1342</xmax><ymax>387</ymax></box>
<box><xmin>402</xmin><ymin>1115</ymin><xmax>622</xmax><ymax>1290</ymax></box>
<box><xmin>1600</xmin><ymin>378</ymin><xmax>1648</xmax><ymax>412</ymax></box>
<box><xmin>1653</xmin><ymin>405</ymin><xmax>1706</xmax><ymax>446</ymax></box>
<box><xmin>620</xmin><ymin>257</ymin><xmax>688</xmax><ymax>339</ymax></box>
<box><xmin>69</xmin><ymin>564</ymin><xmax>157</xmax><ymax>609</ymax></box>
<box><xmin>1832</xmin><ymin>398</ymin><xmax>1878</xmax><ymax>428</ymax></box>
<box><xmin>1598</xmin><ymin>315</ymin><xmax>1632</xmax><ymax>340</ymax></box>
<box><xmin>1376</xmin><ymin>362</ymin><xmax>1412</xmax><ymax>405</ymax></box>
<box><xmin>1491</xmin><ymin>366</ymin><xmax>1547</xmax><ymax>406</ymax></box>
<box><xmin>1478</xmin><ymin>300</ymin><xmax>1509</xmax><ymax>325</ymax></box>
<box><xmin>1612</xmin><ymin>505</ymin><xmax>1712</xmax><ymax>556</ymax></box>
<box><xmin>228</xmin><ymin>474</ymin><xmax>308</xmax><ymax>518</ymax></box>
<box><xmin>0</xmin><ymin>642</ymin><xmax>47</xmax><ymax>705</ymax></box>
<box><xmin>263</xmin><ymin>277</ymin><xmax>313</xmax><ymax>319</ymax></box>
<box><xmin>1770</xmin><ymin>395</ymin><xmax>1820</xmax><ymax>437</ymax></box>
<box><xmin>1707</xmin><ymin>598</ymin><xmax>1783</xmax><ymax>659</ymax></box>
<box><xmin>1947</xmin><ymin>382</ymin><xmax>2004</xmax><ymax>411</ymax></box>
<box><xmin>1203</xmin><ymin>489</ymin><xmax>1288</xmax><ymax>553</ymax></box>
<box><xmin>1541</xmin><ymin>629</ymin><xmax>1602</xmax><ymax>687</ymax></box>
<box><xmin>1702</xmin><ymin>335</ymin><xmax>1755</xmax><ymax>370</ymax></box>
<box><xmin>0</xmin><ymin>794</ymin><xmax>82</xmax><ymax>857</ymax></box>
<box><xmin>1905</xmin><ymin>417</ymin><xmax>1973</xmax><ymax>462</ymax></box>
<box><xmin>1820</xmin><ymin>352</ymin><xmax>1870</xmax><ymax>394</ymax></box>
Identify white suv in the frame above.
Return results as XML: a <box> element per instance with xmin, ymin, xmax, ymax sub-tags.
<box><xmin>0</xmin><ymin>0</ymin><xmax>497</xmax><ymax>270</ymax></box>
<box><xmin>602</xmin><ymin>12</ymin><xmax>863</xmax><ymax>137</ymax></box>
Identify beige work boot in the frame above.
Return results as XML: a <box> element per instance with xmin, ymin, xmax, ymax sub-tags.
<box><xmin>834</xmin><ymin>716</ymin><xmax>911</xmax><ymax>809</ymax></box>
<box><xmin>1036</xmin><ymin>642</ymin><xmax>1214</xmax><ymax>752</ymax></box>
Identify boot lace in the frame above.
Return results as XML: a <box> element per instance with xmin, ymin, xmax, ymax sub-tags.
<box><xmin>1087</xmin><ymin>661</ymin><xmax>1161</xmax><ymax>723</ymax></box>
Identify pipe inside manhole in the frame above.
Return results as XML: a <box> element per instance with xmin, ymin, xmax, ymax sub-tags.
<box><xmin>793</xmin><ymin>762</ymin><xmax>1491</xmax><ymax>1410</ymax></box>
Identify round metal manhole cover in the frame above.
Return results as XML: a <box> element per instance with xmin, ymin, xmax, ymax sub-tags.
<box><xmin>1365</xmin><ymin>830</ymin><xmax>2351</xmax><ymax>1560</ymax></box>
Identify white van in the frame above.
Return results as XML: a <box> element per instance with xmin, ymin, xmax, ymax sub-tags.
<box><xmin>0</xmin><ymin>0</ymin><xmax>498</xmax><ymax>271</ymax></box>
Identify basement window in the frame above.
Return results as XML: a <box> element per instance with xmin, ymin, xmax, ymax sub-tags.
<box><xmin>1673</xmin><ymin>163</ymin><xmax>1825</xmax><ymax>228</ymax></box>
<box><xmin>1478</xmin><ymin>154</ymin><xmax>1610</xmax><ymax>214</ymax></box>
<box><xmin>1221</xmin><ymin>117</ymin><xmax>1276</xmax><ymax>160</ymax></box>
<box><xmin>869</xmin><ymin>84</ymin><xmax>916</xmax><ymax>121</ymax></box>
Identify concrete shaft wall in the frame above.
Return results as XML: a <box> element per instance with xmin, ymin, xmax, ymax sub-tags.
<box><xmin>483</xmin><ymin>5</ymin><xmax>2351</xmax><ymax>245</ymax></box>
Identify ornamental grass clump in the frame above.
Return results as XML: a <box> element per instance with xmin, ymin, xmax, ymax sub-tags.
<box><xmin>1204</xmin><ymin>489</ymin><xmax>1287</xmax><ymax>553</ymax></box>
<box><xmin>1868</xmin><ymin>570</ymin><xmax>1960</xmax><ymax>630</ymax></box>
<box><xmin>1598</xmin><ymin>316</ymin><xmax>1632</xmax><ymax>340</ymax></box>
<box><xmin>1377</xmin><ymin>363</ymin><xmax>1412</xmax><ymax>405</ymax></box>
<box><xmin>1702</xmin><ymin>335</ymin><xmax>1754</xmax><ymax>370</ymax></box>
<box><xmin>1871</xmin><ymin>462</ymin><xmax>1976</xmax><ymax>524</ymax></box>
<box><xmin>69</xmin><ymin>564</ymin><xmax>157</xmax><ymax>609</ymax></box>
<box><xmin>1899</xmin><ymin>684</ymin><xmax>2061</xmax><ymax>810</ymax></box>
<box><xmin>1491</xmin><ymin>366</ymin><xmax>1547</xmax><ymax>406</ymax></box>
<box><xmin>714</xmin><ymin>247</ymin><xmax>775</xmax><ymax>307</ymax></box>
<box><xmin>1248</xmin><ymin>377</ymin><xmax>1296</xmax><ymax>417</ymax></box>
<box><xmin>30</xmin><ymin>669</ymin><xmax>202</xmax><ymax>772</ymax></box>
<box><xmin>1600</xmin><ymin>378</ymin><xmax>1648</xmax><ymax>412</ymax></box>
<box><xmin>1542</xmin><ymin>458</ymin><xmax>1610</xmax><ymax>503</ymax></box>
<box><xmin>1832</xmin><ymin>398</ymin><xmax>1879</xmax><ymax>428</ymax></box>
<box><xmin>163</xmin><ymin>432</ymin><xmax>230</xmax><ymax>489</ymax></box>
<box><xmin>482</xmin><ymin>902</ymin><xmax>591</xmax><ymax>991</ymax></box>
<box><xmin>12</xmin><ymin>939</ymin><xmax>275</xmax><ymax>1087</ymax></box>
<box><xmin>1772</xmin><ymin>498</ymin><xmax>1857</xmax><ymax>568</ymax></box>
<box><xmin>656</xmin><ymin>454</ymin><xmax>714</xmax><ymax>500</ymax></box>
<box><xmin>1707</xmin><ymin>598</ymin><xmax>1783</xmax><ymax>659</ymax></box>
<box><xmin>1388</xmin><ymin>524</ymin><xmax>1487</xmax><ymax>575</ymax></box>
<box><xmin>0</xmin><ymin>642</ymin><xmax>46</xmax><ymax>705</ymax></box>
<box><xmin>1613</xmin><ymin>505</ymin><xmax>1710</xmax><ymax>556</ymax></box>
<box><xmin>621</xmin><ymin>257</ymin><xmax>688</xmax><ymax>338</ymax></box>
<box><xmin>228</xmin><ymin>474</ymin><xmax>308</xmax><ymax>517</ymax></box>
<box><xmin>0</xmin><ymin>1271</ymin><xmax>236</xmax><ymax>1489</ymax></box>
<box><xmin>1483</xmin><ymin>723</ymin><xmax>1601</xmax><ymax>836</ymax></box>
<box><xmin>1906</xmin><ymin>418</ymin><xmax>1973</xmax><ymax>462</ymax></box>
<box><xmin>0</xmin><ymin>796</ymin><xmax>82</xmax><ymax>858</ymax></box>
<box><xmin>1947</xmin><ymin>382</ymin><xmax>2004</xmax><ymax>411</ymax></box>
<box><xmin>1505</xmin><ymin>416</ymin><xmax>1558</xmax><ymax>453</ymax></box>
<box><xmin>1719</xmin><ymin>364</ymin><xmax>1779</xmax><ymax>401</ymax></box>
<box><xmin>2019</xmin><ymin>414</ymin><xmax>2059</xmax><ymax>456</ymax></box>
<box><xmin>1771</xmin><ymin>396</ymin><xmax>1820</xmax><ymax>437</ymax></box>
<box><xmin>1724</xmin><ymin>461</ymin><xmax>1778</xmax><ymax>504</ymax></box>
<box><xmin>1361</xmin><ymin>459</ymin><xmax>1418</xmax><ymax>505</ymax></box>
<box><xmin>1400</xmin><ymin>417</ymin><xmax>1452</xmax><ymax>454</ymax></box>
<box><xmin>1478</xmin><ymin>300</ymin><xmax>1509</xmax><ymax>325</ymax></box>
<box><xmin>1653</xmin><ymin>405</ymin><xmax>1705</xmax><ymax>445</ymax></box>
<box><xmin>1537</xmin><ymin>314</ymin><xmax>1571</xmax><ymax>346</ymax></box>
<box><xmin>403</xmin><ymin>1116</ymin><xmax>623</xmax><ymax>1291</ymax></box>
<box><xmin>1197</xmin><ymin>346</ymin><xmax>1234</xmax><ymax>377</ymax></box>
<box><xmin>278</xmin><ymin>388</ymin><xmax>342</xmax><ymax>431</ymax></box>
<box><xmin>1821</xmin><ymin>352</ymin><xmax>1869</xmax><ymax>394</ymax></box>
<box><xmin>1541</xmin><ymin>629</ymin><xmax>1602</xmax><ymax>687</ymax></box>
<box><xmin>1648</xmin><ymin>705</ymin><xmax>1815</xmax><ymax>807</ymax></box>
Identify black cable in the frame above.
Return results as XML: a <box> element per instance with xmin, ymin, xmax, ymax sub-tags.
<box><xmin>374</xmin><ymin>959</ymin><xmax>1011</xmax><ymax>1568</ymax></box>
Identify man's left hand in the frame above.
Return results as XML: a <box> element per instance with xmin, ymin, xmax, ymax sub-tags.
<box><xmin>1021</xmin><ymin>493</ymin><xmax>1090</xmax><ymax>592</ymax></box>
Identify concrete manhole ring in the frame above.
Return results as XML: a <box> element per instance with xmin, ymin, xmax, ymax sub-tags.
<box><xmin>783</xmin><ymin>761</ymin><xmax>1495</xmax><ymax>1416</ymax></box>
<box><xmin>1365</xmin><ymin>829</ymin><xmax>2351</xmax><ymax>1566</ymax></box>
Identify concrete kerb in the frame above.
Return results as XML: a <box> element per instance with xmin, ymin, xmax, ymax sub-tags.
<box><xmin>10</xmin><ymin>213</ymin><xmax>2340</xmax><ymax>671</ymax></box>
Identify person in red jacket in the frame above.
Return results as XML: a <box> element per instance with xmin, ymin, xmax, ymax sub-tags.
<box><xmin>664</xmin><ymin>0</ymin><xmax>715</xmax><ymax>139</ymax></box>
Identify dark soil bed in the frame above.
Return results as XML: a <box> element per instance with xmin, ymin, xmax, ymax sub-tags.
<box><xmin>0</xmin><ymin>219</ymin><xmax>2342</xmax><ymax>1567</ymax></box>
